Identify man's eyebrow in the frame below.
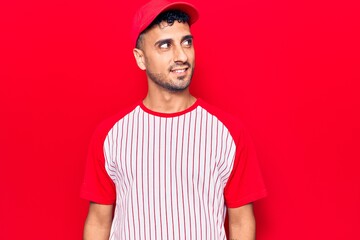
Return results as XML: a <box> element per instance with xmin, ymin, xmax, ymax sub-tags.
<box><xmin>181</xmin><ymin>35</ymin><xmax>193</xmax><ymax>41</ymax></box>
<box><xmin>154</xmin><ymin>35</ymin><xmax>193</xmax><ymax>46</ymax></box>
<box><xmin>154</xmin><ymin>38</ymin><xmax>173</xmax><ymax>47</ymax></box>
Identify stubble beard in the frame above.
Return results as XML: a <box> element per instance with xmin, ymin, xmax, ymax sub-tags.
<box><xmin>146</xmin><ymin>65</ymin><xmax>194</xmax><ymax>92</ymax></box>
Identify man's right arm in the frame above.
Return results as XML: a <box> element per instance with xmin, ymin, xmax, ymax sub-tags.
<box><xmin>83</xmin><ymin>202</ymin><xmax>114</xmax><ymax>240</ymax></box>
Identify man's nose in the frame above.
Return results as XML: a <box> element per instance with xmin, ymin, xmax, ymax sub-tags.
<box><xmin>173</xmin><ymin>45</ymin><xmax>188</xmax><ymax>63</ymax></box>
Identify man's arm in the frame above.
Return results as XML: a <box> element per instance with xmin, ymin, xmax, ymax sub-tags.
<box><xmin>83</xmin><ymin>202</ymin><xmax>114</xmax><ymax>240</ymax></box>
<box><xmin>228</xmin><ymin>203</ymin><xmax>256</xmax><ymax>240</ymax></box>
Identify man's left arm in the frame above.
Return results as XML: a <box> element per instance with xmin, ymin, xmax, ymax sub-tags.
<box><xmin>228</xmin><ymin>203</ymin><xmax>256</xmax><ymax>240</ymax></box>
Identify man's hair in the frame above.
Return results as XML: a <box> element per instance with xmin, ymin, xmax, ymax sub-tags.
<box><xmin>136</xmin><ymin>10</ymin><xmax>190</xmax><ymax>49</ymax></box>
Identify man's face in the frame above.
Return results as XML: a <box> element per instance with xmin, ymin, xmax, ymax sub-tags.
<box><xmin>136</xmin><ymin>21</ymin><xmax>195</xmax><ymax>92</ymax></box>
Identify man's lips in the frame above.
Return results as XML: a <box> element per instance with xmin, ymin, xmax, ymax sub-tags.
<box><xmin>170</xmin><ymin>63</ymin><xmax>190</xmax><ymax>72</ymax></box>
<box><xmin>170</xmin><ymin>67</ymin><xmax>189</xmax><ymax>74</ymax></box>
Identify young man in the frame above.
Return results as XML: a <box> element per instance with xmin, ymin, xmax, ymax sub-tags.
<box><xmin>81</xmin><ymin>0</ymin><xmax>267</xmax><ymax>239</ymax></box>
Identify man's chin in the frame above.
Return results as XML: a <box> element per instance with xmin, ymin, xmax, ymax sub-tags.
<box><xmin>165</xmin><ymin>81</ymin><xmax>191</xmax><ymax>92</ymax></box>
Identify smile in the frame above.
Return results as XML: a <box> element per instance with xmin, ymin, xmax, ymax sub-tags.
<box><xmin>171</xmin><ymin>68</ymin><xmax>188</xmax><ymax>74</ymax></box>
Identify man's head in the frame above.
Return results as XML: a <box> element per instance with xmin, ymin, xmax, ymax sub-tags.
<box><xmin>131</xmin><ymin>0</ymin><xmax>198</xmax><ymax>48</ymax></box>
<box><xmin>135</xmin><ymin>10</ymin><xmax>190</xmax><ymax>50</ymax></box>
<box><xmin>132</xmin><ymin>0</ymin><xmax>199</xmax><ymax>92</ymax></box>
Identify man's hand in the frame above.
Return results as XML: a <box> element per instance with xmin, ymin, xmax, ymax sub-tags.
<box><xmin>83</xmin><ymin>202</ymin><xmax>114</xmax><ymax>240</ymax></box>
<box><xmin>228</xmin><ymin>203</ymin><xmax>256</xmax><ymax>240</ymax></box>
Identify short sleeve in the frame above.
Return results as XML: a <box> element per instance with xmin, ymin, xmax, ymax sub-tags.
<box><xmin>80</xmin><ymin>125</ymin><xmax>116</xmax><ymax>204</ymax></box>
<box><xmin>224</xmin><ymin>128</ymin><xmax>267</xmax><ymax>208</ymax></box>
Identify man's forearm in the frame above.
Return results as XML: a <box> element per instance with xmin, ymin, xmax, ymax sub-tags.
<box><xmin>83</xmin><ymin>220</ymin><xmax>111</xmax><ymax>240</ymax></box>
<box><xmin>83</xmin><ymin>202</ymin><xmax>114</xmax><ymax>240</ymax></box>
<box><xmin>228</xmin><ymin>203</ymin><xmax>256</xmax><ymax>240</ymax></box>
<box><xmin>228</xmin><ymin>220</ymin><xmax>256</xmax><ymax>240</ymax></box>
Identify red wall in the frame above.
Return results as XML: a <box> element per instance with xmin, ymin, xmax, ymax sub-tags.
<box><xmin>1</xmin><ymin>0</ymin><xmax>359</xmax><ymax>239</ymax></box>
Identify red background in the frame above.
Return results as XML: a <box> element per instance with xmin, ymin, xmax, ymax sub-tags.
<box><xmin>1</xmin><ymin>0</ymin><xmax>359</xmax><ymax>239</ymax></box>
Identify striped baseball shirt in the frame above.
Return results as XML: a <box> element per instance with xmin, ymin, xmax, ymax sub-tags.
<box><xmin>81</xmin><ymin>98</ymin><xmax>266</xmax><ymax>240</ymax></box>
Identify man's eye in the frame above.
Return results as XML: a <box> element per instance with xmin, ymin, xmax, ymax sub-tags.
<box><xmin>159</xmin><ymin>42</ymin><xmax>170</xmax><ymax>49</ymax></box>
<box><xmin>183</xmin><ymin>39</ymin><xmax>192</xmax><ymax>47</ymax></box>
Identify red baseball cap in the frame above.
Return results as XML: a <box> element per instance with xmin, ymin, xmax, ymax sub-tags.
<box><xmin>132</xmin><ymin>0</ymin><xmax>199</xmax><ymax>47</ymax></box>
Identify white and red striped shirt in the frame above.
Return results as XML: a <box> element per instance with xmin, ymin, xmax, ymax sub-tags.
<box><xmin>81</xmin><ymin>98</ymin><xmax>266</xmax><ymax>240</ymax></box>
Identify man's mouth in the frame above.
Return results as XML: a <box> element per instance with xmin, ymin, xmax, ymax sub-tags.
<box><xmin>170</xmin><ymin>68</ymin><xmax>188</xmax><ymax>74</ymax></box>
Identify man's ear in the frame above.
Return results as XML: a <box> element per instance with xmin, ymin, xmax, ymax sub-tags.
<box><xmin>133</xmin><ymin>48</ymin><xmax>146</xmax><ymax>70</ymax></box>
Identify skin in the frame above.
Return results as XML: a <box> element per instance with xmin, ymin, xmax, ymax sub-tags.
<box><xmin>228</xmin><ymin>203</ymin><xmax>256</xmax><ymax>240</ymax></box>
<box><xmin>83</xmin><ymin>202</ymin><xmax>113</xmax><ymax>240</ymax></box>
<box><xmin>133</xmin><ymin>21</ymin><xmax>196</xmax><ymax>113</ymax></box>
<box><xmin>83</xmin><ymin>20</ymin><xmax>256</xmax><ymax>240</ymax></box>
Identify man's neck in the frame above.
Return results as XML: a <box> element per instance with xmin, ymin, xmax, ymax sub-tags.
<box><xmin>143</xmin><ymin>90</ymin><xmax>196</xmax><ymax>114</ymax></box>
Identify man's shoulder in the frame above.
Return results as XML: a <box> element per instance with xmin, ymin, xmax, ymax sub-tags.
<box><xmin>92</xmin><ymin>101</ymin><xmax>141</xmax><ymax>140</ymax></box>
<box><xmin>198</xmin><ymin>99</ymin><xmax>245</xmax><ymax>127</ymax></box>
<box><xmin>198</xmin><ymin>99</ymin><xmax>247</xmax><ymax>140</ymax></box>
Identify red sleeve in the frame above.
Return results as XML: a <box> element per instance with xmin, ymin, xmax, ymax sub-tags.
<box><xmin>224</xmin><ymin>127</ymin><xmax>267</xmax><ymax>208</ymax></box>
<box><xmin>80</xmin><ymin>124</ymin><xmax>116</xmax><ymax>204</ymax></box>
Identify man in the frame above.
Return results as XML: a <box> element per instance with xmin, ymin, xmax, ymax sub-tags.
<box><xmin>81</xmin><ymin>0</ymin><xmax>267</xmax><ymax>239</ymax></box>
